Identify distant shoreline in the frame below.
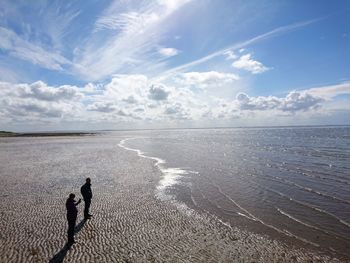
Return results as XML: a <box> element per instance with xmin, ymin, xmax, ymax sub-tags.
<box><xmin>0</xmin><ymin>131</ymin><xmax>96</xmax><ymax>137</ymax></box>
<box><xmin>1</xmin><ymin>125</ymin><xmax>349</xmax><ymax>137</ymax></box>
<box><xmin>3</xmin><ymin>124</ymin><xmax>349</xmax><ymax>136</ymax></box>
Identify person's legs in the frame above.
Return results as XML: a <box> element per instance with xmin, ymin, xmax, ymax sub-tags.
<box><xmin>67</xmin><ymin>219</ymin><xmax>75</xmax><ymax>243</ymax></box>
<box><xmin>84</xmin><ymin>199</ymin><xmax>91</xmax><ymax>219</ymax></box>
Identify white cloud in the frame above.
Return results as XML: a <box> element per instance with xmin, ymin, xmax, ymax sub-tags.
<box><xmin>160</xmin><ymin>19</ymin><xmax>317</xmax><ymax>78</ymax></box>
<box><xmin>0</xmin><ymin>27</ymin><xmax>71</xmax><ymax>71</ymax></box>
<box><xmin>87</xmin><ymin>102</ymin><xmax>117</xmax><ymax>113</ymax></box>
<box><xmin>122</xmin><ymin>95</ymin><xmax>139</xmax><ymax>104</ymax></box>
<box><xmin>83</xmin><ymin>74</ymin><xmax>206</xmax><ymax>122</ymax></box>
<box><xmin>158</xmin><ymin>47</ymin><xmax>179</xmax><ymax>57</ymax></box>
<box><xmin>158</xmin><ymin>0</ymin><xmax>192</xmax><ymax>11</ymax></box>
<box><xmin>281</xmin><ymin>92</ymin><xmax>323</xmax><ymax>112</ymax></box>
<box><xmin>224</xmin><ymin>50</ymin><xmax>237</xmax><ymax>60</ymax></box>
<box><xmin>83</xmin><ymin>83</ymin><xmax>100</xmax><ymax>94</ymax></box>
<box><xmin>74</xmin><ymin>0</ymin><xmax>191</xmax><ymax>81</ymax></box>
<box><xmin>16</xmin><ymin>81</ymin><xmax>83</xmax><ymax>102</ymax></box>
<box><xmin>0</xmin><ymin>81</ymin><xmax>83</xmax><ymax>122</ymax></box>
<box><xmin>148</xmin><ymin>84</ymin><xmax>170</xmax><ymax>101</ymax></box>
<box><xmin>235</xmin><ymin>91</ymin><xmax>323</xmax><ymax>113</ymax></box>
<box><xmin>95</xmin><ymin>11</ymin><xmax>160</xmax><ymax>33</ymax></box>
<box><xmin>305</xmin><ymin>82</ymin><xmax>350</xmax><ymax>99</ymax></box>
<box><xmin>104</xmin><ymin>74</ymin><xmax>149</xmax><ymax>101</ymax></box>
<box><xmin>4</xmin><ymin>100</ymin><xmax>66</xmax><ymax>118</ymax></box>
<box><xmin>232</xmin><ymin>54</ymin><xmax>269</xmax><ymax>74</ymax></box>
<box><xmin>1</xmin><ymin>78</ymin><xmax>349</xmax><ymax>130</ymax></box>
<box><xmin>176</xmin><ymin>71</ymin><xmax>239</xmax><ymax>88</ymax></box>
<box><xmin>164</xmin><ymin>103</ymin><xmax>190</xmax><ymax>120</ymax></box>
<box><xmin>40</xmin><ymin>3</ymin><xmax>81</xmax><ymax>50</ymax></box>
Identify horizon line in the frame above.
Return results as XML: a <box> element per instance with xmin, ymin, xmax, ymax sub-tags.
<box><xmin>4</xmin><ymin>124</ymin><xmax>350</xmax><ymax>134</ymax></box>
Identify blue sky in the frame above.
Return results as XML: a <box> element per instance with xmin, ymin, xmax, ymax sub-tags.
<box><xmin>0</xmin><ymin>0</ymin><xmax>349</xmax><ymax>131</ymax></box>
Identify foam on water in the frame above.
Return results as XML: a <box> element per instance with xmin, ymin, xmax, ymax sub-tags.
<box><xmin>118</xmin><ymin>138</ymin><xmax>193</xmax><ymax>204</ymax></box>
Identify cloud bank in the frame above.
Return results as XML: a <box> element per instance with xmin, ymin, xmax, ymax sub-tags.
<box><xmin>1</xmin><ymin>77</ymin><xmax>347</xmax><ymax>130</ymax></box>
<box><xmin>235</xmin><ymin>91</ymin><xmax>323</xmax><ymax>112</ymax></box>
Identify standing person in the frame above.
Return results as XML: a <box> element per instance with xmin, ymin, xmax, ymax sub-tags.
<box><xmin>81</xmin><ymin>178</ymin><xmax>92</xmax><ymax>220</ymax></box>
<box><xmin>66</xmin><ymin>193</ymin><xmax>81</xmax><ymax>245</ymax></box>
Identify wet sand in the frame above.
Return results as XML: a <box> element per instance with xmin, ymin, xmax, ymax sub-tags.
<box><xmin>0</xmin><ymin>135</ymin><xmax>344</xmax><ymax>262</ymax></box>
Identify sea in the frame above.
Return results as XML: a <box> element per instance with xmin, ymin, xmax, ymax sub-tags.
<box><xmin>118</xmin><ymin>126</ymin><xmax>350</xmax><ymax>259</ymax></box>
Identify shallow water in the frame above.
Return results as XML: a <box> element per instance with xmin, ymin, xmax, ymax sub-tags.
<box><xmin>122</xmin><ymin>126</ymin><xmax>350</xmax><ymax>259</ymax></box>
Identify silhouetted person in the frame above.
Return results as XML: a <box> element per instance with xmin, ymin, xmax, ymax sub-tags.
<box><xmin>66</xmin><ymin>193</ymin><xmax>81</xmax><ymax>245</ymax></box>
<box><xmin>81</xmin><ymin>178</ymin><xmax>92</xmax><ymax>219</ymax></box>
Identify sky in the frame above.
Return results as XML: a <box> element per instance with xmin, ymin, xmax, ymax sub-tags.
<box><xmin>0</xmin><ymin>0</ymin><xmax>350</xmax><ymax>132</ymax></box>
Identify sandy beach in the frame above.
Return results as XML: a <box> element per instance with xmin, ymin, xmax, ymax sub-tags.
<box><xmin>0</xmin><ymin>134</ymin><xmax>344</xmax><ymax>262</ymax></box>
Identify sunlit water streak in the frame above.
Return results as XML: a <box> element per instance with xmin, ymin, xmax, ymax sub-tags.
<box><xmin>120</xmin><ymin>127</ymin><xmax>350</xmax><ymax>259</ymax></box>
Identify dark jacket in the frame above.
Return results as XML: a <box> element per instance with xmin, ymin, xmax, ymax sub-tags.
<box><xmin>66</xmin><ymin>198</ymin><xmax>78</xmax><ymax>221</ymax></box>
<box><xmin>81</xmin><ymin>183</ymin><xmax>92</xmax><ymax>200</ymax></box>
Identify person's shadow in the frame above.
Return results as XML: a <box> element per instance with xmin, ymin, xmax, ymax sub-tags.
<box><xmin>74</xmin><ymin>219</ymin><xmax>87</xmax><ymax>234</ymax></box>
<box><xmin>49</xmin><ymin>219</ymin><xmax>87</xmax><ymax>263</ymax></box>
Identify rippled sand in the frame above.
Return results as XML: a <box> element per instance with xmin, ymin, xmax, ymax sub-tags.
<box><xmin>0</xmin><ymin>135</ymin><xmax>344</xmax><ymax>262</ymax></box>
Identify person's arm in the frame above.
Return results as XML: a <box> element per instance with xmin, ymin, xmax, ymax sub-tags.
<box><xmin>75</xmin><ymin>198</ymin><xmax>81</xmax><ymax>206</ymax></box>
